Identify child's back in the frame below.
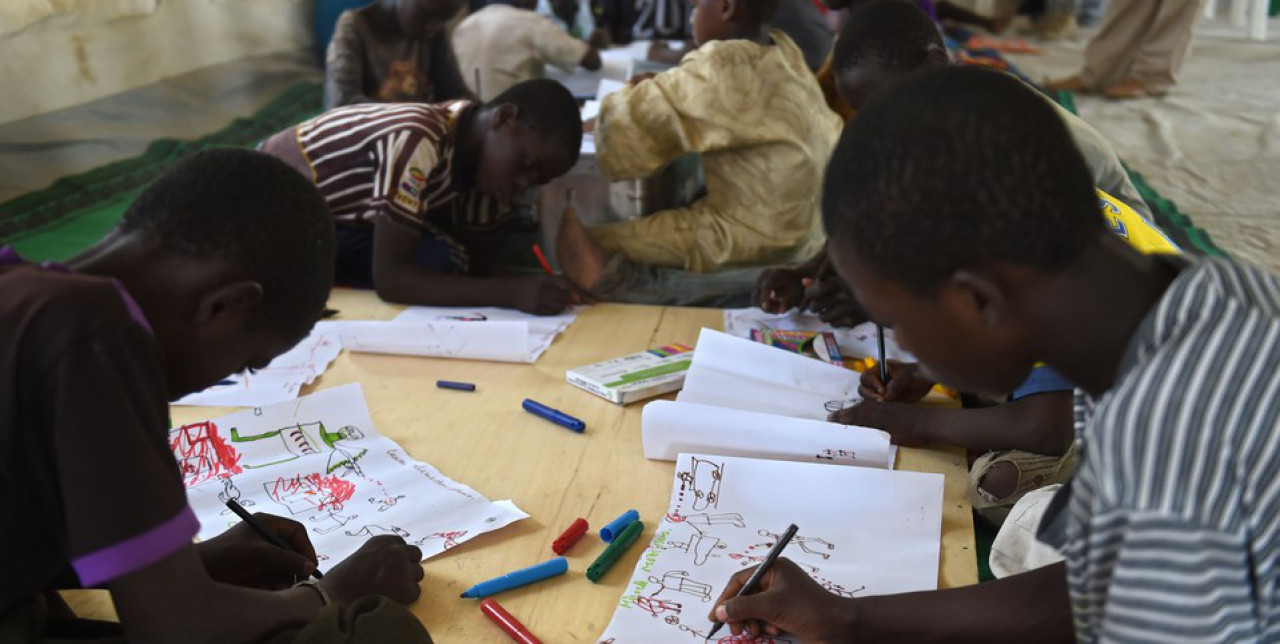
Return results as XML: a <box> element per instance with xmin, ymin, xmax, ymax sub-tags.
<box><xmin>594</xmin><ymin>30</ymin><xmax>842</xmax><ymax>273</ymax></box>
<box><xmin>453</xmin><ymin>3</ymin><xmax>599</xmax><ymax>101</ymax></box>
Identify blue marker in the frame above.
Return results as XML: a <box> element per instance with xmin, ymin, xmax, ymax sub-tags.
<box><xmin>460</xmin><ymin>557</ymin><xmax>568</xmax><ymax>599</ymax></box>
<box><xmin>600</xmin><ymin>509</ymin><xmax>640</xmax><ymax>542</ymax></box>
<box><xmin>437</xmin><ymin>380</ymin><xmax>476</xmax><ymax>392</ymax></box>
<box><xmin>215</xmin><ymin>379</ymin><xmax>237</xmax><ymax>386</ymax></box>
<box><xmin>522</xmin><ymin>399</ymin><xmax>586</xmax><ymax>433</ymax></box>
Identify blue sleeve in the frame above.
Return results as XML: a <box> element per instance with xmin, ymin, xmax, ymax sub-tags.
<box><xmin>1010</xmin><ymin>365</ymin><xmax>1075</xmax><ymax>401</ymax></box>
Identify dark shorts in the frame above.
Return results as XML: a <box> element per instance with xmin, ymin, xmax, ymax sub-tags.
<box><xmin>335</xmin><ymin>225</ymin><xmax>460</xmax><ymax>289</ymax></box>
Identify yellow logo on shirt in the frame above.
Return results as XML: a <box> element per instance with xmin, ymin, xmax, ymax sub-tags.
<box><xmin>394</xmin><ymin>192</ymin><xmax>421</xmax><ymax>212</ymax></box>
<box><xmin>1096</xmin><ymin>188</ymin><xmax>1181</xmax><ymax>255</ymax></box>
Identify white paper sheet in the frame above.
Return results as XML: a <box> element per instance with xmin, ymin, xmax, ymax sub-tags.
<box><xmin>723</xmin><ymin>307</ymin><xmax>915</xmax><ymax>363</ymax></box>
<box><xmin>598</xmin><ymin>453</ymin><xmax>943</xmax><ymax>642</ymax></box>
<box><xmin>317</xmin><ymin>306</ymin><xmax>578</xmax><ymax>363</ymax></box>
<box><xmin>642</xmin><ymin>400</ymin><xmax>896</xmax><ymax>469</ymax></box>
<box><xmin>170</xmin><ymin>384</ymin><xmax>527</xmax><ymax>564</ymax></box>
<box><xmin>597</xmin><ymin>78</ymin><xmax>627</xmax><ymax>102</ymax></box>
<box><xmin>678</xmin><ymin>328</ymin><xmax>862</xmax><ymax>421</ymax></box>
<box><xmin>581</xmin><ymin>99</ymin><xmax>602</xmax><ymax>122</ymax></box>
<box><xmin>173</xmin><ymin>330</ymin><xmax>341</xmax><ymax>407</ymax></box>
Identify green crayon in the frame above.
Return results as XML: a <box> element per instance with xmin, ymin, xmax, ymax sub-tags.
<box><xmin>586</xmin><ymin>519</ymin><xmax>644</xmax><ymax>582</ymax></box>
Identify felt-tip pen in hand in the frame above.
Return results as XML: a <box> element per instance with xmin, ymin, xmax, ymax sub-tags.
<box><xmin>224</xmin><ymin>499</ymin><xmax>323</xmax><ymax>579</ymax></box>
<box><xmin>522</xmin><ymin>398</ymin><xmax>586</xmax><ymax>433</ymax></box>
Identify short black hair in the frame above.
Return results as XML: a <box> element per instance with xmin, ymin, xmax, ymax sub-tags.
<box><xmin>120</xmin><ymin>148</ymin><xmax>335</xmax><ymax>337</ymax></box>
<box><xmin>822</xmin><ymin>66</ymin><xmax>1105</xmax><ymax>294</ymax></box>
<box><xmin>833</xmin><ymin>0</ymin><xmax>944</xmax><ymax>75</ymax></box>
<box><xmin>489</xmin><ymin>79</ymin><xmax>583</xmax><ymax>165</ymax></box>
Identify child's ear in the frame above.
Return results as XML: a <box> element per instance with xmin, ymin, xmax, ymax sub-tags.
<box><xmin>947</xmin><ymin>268</ymin><xmax>1009</xmax><ymax>329</ymax></box>
<box><xmin>490</xmin><ymin>104</ymin><xmax>520</xmax><ymax>130</ymax></box>
<box><xmin>721</xmin><ymin>0</ymin><xmax>743</xmax><ymax>21</ymax></box>
<box><xmin>192</xmin><ymin>280</ymin><xmax>264</xmax><ymax>328</ymax></box>
<box><xmin>924</xmin><ymin>44</ymin><xmax>950</xmax><ymax>67</ymax></box>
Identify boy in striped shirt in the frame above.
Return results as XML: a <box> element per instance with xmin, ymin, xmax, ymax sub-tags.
<box><xmin>708</xmin><ymin>67</ymin><xmax>1280</xmax><ymax>642</ymax></box>
<box><xmin>261</xmin><ymin>79</ymin><xmax>583</xmax><ymax>315</ymax></box>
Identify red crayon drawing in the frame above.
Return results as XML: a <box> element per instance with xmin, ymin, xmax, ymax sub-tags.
<box><xmin>170</xmin><ymin>421</ymin><xmax>243</xmax><ymax>486</ymax></box>
<box><xmin>266</xmin><ymin>473</ymin><xmax>357</xmax><ymax>515</ymax></box>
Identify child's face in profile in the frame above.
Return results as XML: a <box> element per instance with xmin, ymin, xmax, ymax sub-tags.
<box><xmin>395</xmin><ymin>0</ymin><xmax>462</xmax><ymax>38</ymax></box>
<box><xmin>828</xmin><ymin>242</ymin><xmax>1037</xmax><ymax>398</ymax></box>
<box><xmin>475</xmin><ymin>121</ymin><xmax>574</xmax><ymax>204</ymax></box>
<box><xmin>164</xmin><ymin>321</ymin><xmax>305</xmax><ymax>400</ymax></box>
<box><xmin>689</xmin><ymin>0</ymin><xmax>727</xmax><ymax>46</ymax></box>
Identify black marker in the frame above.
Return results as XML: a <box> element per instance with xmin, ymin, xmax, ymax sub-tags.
<box><xmin>707</xmin><ymin>523</ymin><xmax>798</xmax><ymax>640</ymax></box>
<box><xmin>224</xmin><ymin>498</ymin><xmax>324</xmax><ymax>579</ymax></box>
<box><xmin>876</xmin><ymin>324</ymin><xmax>890</xmax><ymax>387</ymax></box>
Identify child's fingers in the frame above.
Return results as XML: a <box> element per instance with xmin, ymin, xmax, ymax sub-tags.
<box><xmin>255</xmin><ymin>512</ymin><xmax>318</xmax><ymax>564</ymax></box>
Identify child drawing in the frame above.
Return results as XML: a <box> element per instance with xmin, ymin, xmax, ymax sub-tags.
<box><xmin>170</xmin><ymin>421</ymin><xmax>243</xmax><ymax>486</ymax></box>
<box><xmin>230</xmin><ymin>421</ymin><xmax>368</xmax><ymax>476</ymax></box>
<box><xmin>345</xmin><ymin>524</ymin><xmax>411</xmax><ymax>538</ymax></box>
<box><xmin>263</xmin><ymin>473</ymin><xmax>357</xmax><ymax>516</ymax></box>
<box><xmin>648</xmin><ymin>570</ymin><xmax>713</xmax><ymax>602</ymax></box>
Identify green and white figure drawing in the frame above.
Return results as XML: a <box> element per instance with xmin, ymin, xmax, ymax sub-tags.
<box><xmin>230</xmin><ymin>421</ymin><xmax>368</xmax><ymax>475</ymax></box>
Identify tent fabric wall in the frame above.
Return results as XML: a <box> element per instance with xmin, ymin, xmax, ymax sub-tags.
<box><xmin>0</xmin><ymin>0</ymin><xmax>315</xmax><ymax>125</ymax></box>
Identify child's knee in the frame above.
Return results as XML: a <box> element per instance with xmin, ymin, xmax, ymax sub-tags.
<box><xmin>977</xmin><ymin>461</ymin><xmax>1020</xmax><ymax>500</ymax></box>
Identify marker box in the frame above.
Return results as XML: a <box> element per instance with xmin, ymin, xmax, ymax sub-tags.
<box><xmin>566</xmin><ymin>344</ymin><xmax>694</xmax><ymax>405</ymax></box>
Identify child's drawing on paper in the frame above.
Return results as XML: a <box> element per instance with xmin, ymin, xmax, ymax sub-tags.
<box><xmin>170</xmin><ymin>384</ymin><xmax>528</xmax><ymax>565</ymax></box>
<box><xmin>231</xmin><ymin>421</ymin><xmax>368</xmax><ymax>475</ymax></box>
<box><xmin>676</xmin><ymin>457</ymin><xmax>724</xmax><ymax>511</ymax></box>
<box><xmin>648</xmin><ymin>570</ymin><xmax>714</xmax><ymax>602</ymax></box>
<box><xmin>171</xmin><ymin>421</ymin><xmax>243</xmax><ymax>486</ymax></box>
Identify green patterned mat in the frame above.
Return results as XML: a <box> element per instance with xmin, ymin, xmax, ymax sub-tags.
<box><xmin>0</xmin><ymin>81</ymin><xmax>324</xmax><ymax>261</ymax></box>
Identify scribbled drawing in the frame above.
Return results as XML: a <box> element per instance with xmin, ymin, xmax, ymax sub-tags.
<box><xmin>676</xmin><ymin>457</ymin><xmax>724</xmax><ymax>511</ymax></box>
<box><xmin>664</xmin><ymin>527</ymin><xmax>727</xmax><ymax>566</ymax></box>
<box><xmin>819</xmin><ymin>580</ymin><xmax>865</xmax><ymax>597</ymax></box>
<box><xmin>217</xmin><ymin>479</ymin><xmax>254</xmax><ymax>514</ymax></box>
<box><xmin>815</xmin><ymin>448</ymin><xmax>857</xmax><ymax>461</ymax></box>
<box><xmin>716</xmin><ymin>634</ymin><xmax>778</xmax><ymax>643</ymax></box>
<box><xmin>648</xmin><ymin>570</ymin><xmax>714</xmax><ymax>602</ymax></box>
<box><xmin>635</xmin><ymin>596</ymin><xmax>683</xmax><ymax>617</ymax></box>
<box><xmin>437</xmin><ymin>312</ymin><xmax>488</xmax><ymax>322</ymax></box>
<box><xmin>170</xmin><ymin>421</ymin><xmax>243</xmax><ymax>486</ymax></box>
<box><xmin>264</xmin><ymin>473</ymin><xmax>356</xmax><ymax>516</ymax></box>
<box><xmin>308</xmin><ymin>510</ymin><xmax>358</xmax><ymax>534</ymax></box>
<box><xmin>678</xmin><ymin>624</ymin><xmax>708</xmax><ymax>639</ymax></box>
<box><xmin>345</xmin><ymin>524</ymin><xmax>411</xmax><ymax>538</ymax></box>
<box><xmin>667</xmin><ymin>512</ymin><xmax>745</xmax><ymax>528</ymax></box>
<box><xmin>230</xmin><ymin>421</ymin><xmax>368</xmax><ymax>475</ymax></box>
<box><xmin>726</xmin><ymin>553</ymin><xmax>818</xmax><ymax>574</ymax></box>
<box><xmin>755</xmin><ymin>529</ymin><xmax>835</xmax><ymax>560</ymax></box>
<box><xmin>665</xmin><ymin>615</ymin><xmax>680</xmax><ymax>625</ymax></box>
<box><xmin>369</xmin><ymin>493</ymin><xmax>405</xmax><ymax>512</ymax></box>
<box><xmin>413</xmin><ymin>530</ymin><xmax>468</xmax><ymax>550</ymax></box>
<box><xmin>824</xmin><ymin>399</ymin><xmax>857</xmax><ymax>413</ymax></box>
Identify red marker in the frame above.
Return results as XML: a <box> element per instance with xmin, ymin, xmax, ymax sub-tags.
<box><xmin>552</xmin><ymin>517</ymin><xmax>589</xmax><ymax>555</ymax></box>
<box><xmin>480</xmin><ymin>598</ymin><xmax>542</xmax><ymax>644</ymax></box>
<box><xmin>531</xmin><ymin>244</ymin><xmax>555</xmax><ymax>275</ymax></box>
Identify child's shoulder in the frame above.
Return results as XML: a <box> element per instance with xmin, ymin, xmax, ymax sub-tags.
<box><xmin>1</xmin><ymin>264</ymin><xmax>142</xmax><ymax>342</ymax></box>
<box><xmin>683</xmin><ymin>30</ymin><xmax>807</xmax><ymax>73</ymax></box>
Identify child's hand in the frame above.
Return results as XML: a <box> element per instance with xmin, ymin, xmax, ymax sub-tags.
<box><xmin>828</xmin><ymin>400</ymin><xmax>927</xmax><ymax>447</ymax></box>
<box><xmin>800</xmin><ymin>275</ymin><xmax>866</xmax><ymax>329</ymax></box>
<box><xmin>708</xmin><ymin>558</ymin><xmax>857</xmax><ymax>642</ymax></box>
<box><xmin>588</xmin><ymin>27</ymin><xmax>612</xmax><ymax>49</ymax></box>
<box><xmin>752</xmin><ymin>267</ymin><xmax>807</xmax><ymax>313</ymax></box>
<box><xmin>627</xmin><ymin>72</ymin><xmax>658</xmax><ymax>86</ymax></box>
<box><xmin>321</xmin><ymin>535</ymin><xmax>424</xmax><ymax>605</ymax></box>
<box><xmin>197</xmin><ymin>513</ymin><xmax>318</xmax><ymax>590</ymax></box>
<box><xmin>858</xmin><ymin>360</ymin><xmax>935</xmax><ymax>403</ymax></box>
<box><xmin>513</xmin><ymin>275</ymin><xmax>575</xmax><ymax>315</ymax></box>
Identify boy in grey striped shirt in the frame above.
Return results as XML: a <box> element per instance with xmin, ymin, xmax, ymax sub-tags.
<box><xmin>706</xmin><ymin>67</ymin><xmax>1280</xmax><ymax>642</ymax></box>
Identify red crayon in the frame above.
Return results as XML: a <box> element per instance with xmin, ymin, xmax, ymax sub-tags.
<box><xmin>531</xmin><ymin>244</ymin><xmax>555</xmax><ymax>275</ymax></box>
<box><xmin>480</xmin><ymin>598</ymin><xmax>542</xmax><ymax>644</ymax></box>
<box><xmin>551</xmin><ymin>517</ymin><xmax>589</xmax><ymax>555</ymax></box>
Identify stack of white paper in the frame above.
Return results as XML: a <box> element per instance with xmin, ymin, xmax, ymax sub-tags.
<box><xmin>317</xmin><ymin>305</ymin><xmax>580</xmax><ymax>364</ymax></box>
<box><xmin>723</xmin><ymin>307</ymin><xmax>915</xmax><ymax>363</ymax></box>
<box><xmin>598</xmin><ymin>453</ymin><xmax>943</xmax><ymax>642</ymax></box>
<box><xmin>642</xmin><ymin>400</ymin><xmax>895</xmax><ymax>469</ymax></box>
<box><xmin>174</xmin><ymin>329</ymin><xmax>341</xmax><ymax>407</ymax></box>
<box><xmin>678</xmin><ymin>328</ymin><xmax>862</xmax><ymax>421</ymax></box>
<box><xmin>170</xmin><ymin>384</ymin><xmax>527</xmax><ymax>563</ymax></box>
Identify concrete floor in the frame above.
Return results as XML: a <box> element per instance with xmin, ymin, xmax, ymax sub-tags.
<box><xmin>1007</xmin><ymin>16</ymin><xmax>1280</xmax><ymax>271</ymax></box>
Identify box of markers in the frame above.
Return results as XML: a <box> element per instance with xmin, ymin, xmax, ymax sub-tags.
<box><xmin>566</xmin><ymin>343</ymin><xmax>694</xmax><ymax>405</ymax></box>
<box><xmin>749</xmin><ymin>328</ymin><xmax>843</xmax><ymax>365</ymax></box>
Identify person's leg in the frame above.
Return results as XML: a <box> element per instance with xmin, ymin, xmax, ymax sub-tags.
<box><xmin>591</xmin><ymin>254</ymin><xmax>758</xmax><ymax>306</ymax></box>
<box><xmin>1130</xmin><ymin>0</ymin><xmax>1205</xmax><ymax>95</ymax></box>
<box><xmin>967</xmin><ymin>442</ymin><xmax>1079</xmax><ymax>526</ymax></box>
<box><xmin>334</xmin><ymin>225</ymin><xmax>377</xmax><ymax>289</ymax></box>
<box><xmin>1049</xmin><ymin>0</ymin><xmax>1157</xmax><ymax>91</ymax></box>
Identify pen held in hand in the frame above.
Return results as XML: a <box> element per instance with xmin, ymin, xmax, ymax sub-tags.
<box><xmin>224</xmin><ymin>498</ymin><xmax>324</xmax><ymax>580</ymax></box>
<box><xmin>707</xmin><ymin>523</ymin><xmax>798</xmax><ymax>640</ymax></box>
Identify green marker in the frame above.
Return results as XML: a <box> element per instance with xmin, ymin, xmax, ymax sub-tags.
<box><xmin>586</xmin><ymin>520</ymin><xmax>644</xmax><ymax>582</ymax></box>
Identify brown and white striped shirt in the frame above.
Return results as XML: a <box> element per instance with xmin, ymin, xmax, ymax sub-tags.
<box><xmin>290</xmin><ymin>101</ymin><xmax>506</xmax><ymax>240</ymax></box>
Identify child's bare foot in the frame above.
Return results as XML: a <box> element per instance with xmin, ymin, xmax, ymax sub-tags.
<box><xmin>1044</xmin><ymin>74</ymin><xmax>1092</xmax><ymax>93</ymax></box>
<box><xmin>1102</xmin><ymin>78</ymin><xmax>1164</xmax><ymax>100</ymax></box>
<box><xmin>555</xmin><ymin>203</ymin><xmax>608</xmax><ymax>292</ymax></box>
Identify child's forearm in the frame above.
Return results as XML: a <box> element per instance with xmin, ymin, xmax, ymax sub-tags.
<box><xmin>372</xmin><ymin>260</ymin><xmax>524</xmax><ymax>309</ymax></box>
<box><xmin>912</xmin><ymin>392</ymin><xmax>1074</xmax><ymax>454</ymax></box>
<box><xmin>850</xmin><ymin>563</ymin><xmax>1074</xmax><ymax>642</ymax></box>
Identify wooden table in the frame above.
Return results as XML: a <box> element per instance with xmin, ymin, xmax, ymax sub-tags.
<box><xmin>65</xmin><ymin>290</ymin><xmax>977</xmax><ymax>641</ymax></box>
